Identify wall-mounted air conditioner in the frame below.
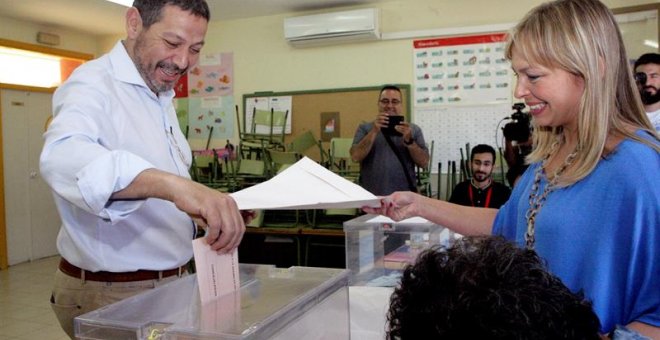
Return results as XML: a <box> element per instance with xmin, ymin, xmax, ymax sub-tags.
<box><xmin>284</xmin><ymin>8</ymin><xmax>381</xmax><ymax>47</ymax></box>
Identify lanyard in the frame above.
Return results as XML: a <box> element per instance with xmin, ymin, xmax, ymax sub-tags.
<box><xmin>468</xmin><ymin>184</ymin><xmax>493</xmax><ymax>208</ymax></box>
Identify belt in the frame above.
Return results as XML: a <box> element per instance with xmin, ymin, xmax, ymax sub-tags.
<box><xmin>59</xmin><ymin>258</ymin><xmax>186</xmax><ymax>282</ymax></box>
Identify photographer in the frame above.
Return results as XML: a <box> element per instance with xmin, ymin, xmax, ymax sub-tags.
<box><xmin>350</xmin><ymin>85</ymin><xmax>429</xmax><ymax>195</ymax></box>
<box><xmin>503</xmin><ymin>103</ymin><xmax>533</xmax><ymax>186</ymax></box>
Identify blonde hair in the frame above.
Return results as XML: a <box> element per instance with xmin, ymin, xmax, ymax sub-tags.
<box><xmin>505</xmin><ymin>0</ymin><xmax>658</xmax><ymax>187</ymax></box>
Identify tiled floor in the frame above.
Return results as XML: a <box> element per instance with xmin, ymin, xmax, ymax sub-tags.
<box><xmin>0</xmin><ymin>256</ymin><xmax>70</xmax><ymax>340</ymax></box>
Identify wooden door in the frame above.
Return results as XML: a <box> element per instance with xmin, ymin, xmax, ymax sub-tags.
<box><xmin>1</xmin><ymin>88</ymin><xmax>60</xmax><ymax>265</ymax></box>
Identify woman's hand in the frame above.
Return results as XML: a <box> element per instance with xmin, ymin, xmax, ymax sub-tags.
<box><xmin>363</xmin><ymin>191</ymin><xmax>422</xmax><ymax>221</ymax></box>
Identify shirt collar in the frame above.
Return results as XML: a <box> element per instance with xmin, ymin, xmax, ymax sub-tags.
<box><xmin>470</xmin><ymin>177</ymin><xmax>492</xmax><ymax>190</ymax></box>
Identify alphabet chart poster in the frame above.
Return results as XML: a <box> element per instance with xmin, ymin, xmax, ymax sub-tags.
<box><xmin>413</xmin><ymin>33</ymin><xmax>511</xmax><ymax>106</ymax></box>
<box><xmin>412</xmin><ymin>33</ymin><xmax>514</xmax><ymax>173</ymax></box>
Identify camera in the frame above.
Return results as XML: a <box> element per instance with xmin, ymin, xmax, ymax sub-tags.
<box><xmin>503</xmin><ymin>103</ymin><xmax>531</xmax><ymax>142</ymax></box>
<box><xmin>382</xmin><ymin>115</ymin><xmax>403</xmax><ymax>136</ymax></box>
<box><xmin>635</xmin><ymin>72</ymin><xmax>647</xmax><ymax>86</ymax></box>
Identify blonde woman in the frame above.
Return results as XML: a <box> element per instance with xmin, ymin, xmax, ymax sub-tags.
<box><xmin>365</xmin><ymin>0</ymin><xmax>659</xmax><ymax>336</ymax></box>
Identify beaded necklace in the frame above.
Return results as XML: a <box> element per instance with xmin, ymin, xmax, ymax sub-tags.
<box><xmin>524</xmin><ymin>140</ymin><xmax>579</xmax><ymax>249</ymax></box>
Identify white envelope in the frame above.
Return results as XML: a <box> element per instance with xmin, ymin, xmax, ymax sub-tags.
<box><xmin>192</xmin><ymin>238</ymin><xmax>240</xmax><ymax>305</ymax></box>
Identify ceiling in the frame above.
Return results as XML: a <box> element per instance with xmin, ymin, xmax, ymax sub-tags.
<box><xmin>0</xmin><ymin>0</ymin><xmax>388</xmax><ymax>37</ymax></box>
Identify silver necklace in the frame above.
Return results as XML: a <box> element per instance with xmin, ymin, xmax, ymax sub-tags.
<box><xmin>524</xmin><ymin>141</ymin><xmax>579</xmax><ymax>249</ymax></box>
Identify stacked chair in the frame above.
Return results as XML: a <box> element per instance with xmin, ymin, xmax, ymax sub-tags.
<box><xmin>288</xmin><ymin>130</ymin><xmax>329</xmax><ymax>168</ymax></box>
<box><xmin>236</xmin><ymin>105</ymin><xmax>288</xmax><ymax>160</ymax></box>
<box><xmin>310</xmin><ymin>137</ymin><xmax>361</xmax><ymax>229</ymax></box>
<box><xmin>259</xmin><ymin>148</ymin><xmax>304</xmax><ymax>228</ymax></box>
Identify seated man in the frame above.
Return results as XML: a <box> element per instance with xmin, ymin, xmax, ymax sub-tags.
<box><xmin>449</xmin><ymin>144</ymin><xmax>511</xmax><ymax>208</ymax></box>
<box><xmin>387</xmin><ymin>236</ymin><xmax>602</xmax><ymax>339</ymax></box>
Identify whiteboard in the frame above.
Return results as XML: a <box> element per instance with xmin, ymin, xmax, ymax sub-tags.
<box><xmin>244</xmin><ymin>96</ymin><xmax>293</xmax><ymax>134</ymax></box>
<box><xmin>414</xmin><ymin>104</ymin><xmax>511</xmax><ymax>173</ymax></box>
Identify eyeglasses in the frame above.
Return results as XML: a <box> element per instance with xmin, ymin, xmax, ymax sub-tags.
<box><xmin>379</xmin><ymin>99</ymin><xmax>401</xmax><ymax>105</ymax></box>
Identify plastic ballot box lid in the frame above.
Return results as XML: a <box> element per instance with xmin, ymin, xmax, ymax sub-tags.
<box><xmin>75</xmin><ymin>264</ymin><xmax>350</xmax><ymax>340</ymax></box>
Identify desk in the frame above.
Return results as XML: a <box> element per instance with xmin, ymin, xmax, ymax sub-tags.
<box><xmin>239</xmin><ymin>227</ymin><xmax>346</xmax><ymax>268</ymax></box>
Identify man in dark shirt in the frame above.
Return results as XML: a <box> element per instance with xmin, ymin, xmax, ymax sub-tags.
<box><xmin>449</xmin><ymin>144</ymin><xmax>511</xmax><ymax>208</ymax></box>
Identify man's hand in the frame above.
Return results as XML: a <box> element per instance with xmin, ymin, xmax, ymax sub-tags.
<box><xmin>396</xmin><ymin>121</ymin><xmax>414</xmax><ymax>142</ymax></box>
<box><xmin>171</xmin><ymin>180</ymin><xmax>245</xmax><ymax>253</ymax></box>
<box><xmin>112</xmin><ymin>169</ymin><xmax>246</xmax><ymax>253</ymax></box>
<box><xmin>373</xmin><ymin>112</ymin><xmax>390</xmax><ymax>131</ymax></box>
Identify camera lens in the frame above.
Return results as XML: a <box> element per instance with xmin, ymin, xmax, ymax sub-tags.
<box><xmin>635</xmin><ymin>72</ymin><xmax>647</xmax><ymax>86</ymax></box>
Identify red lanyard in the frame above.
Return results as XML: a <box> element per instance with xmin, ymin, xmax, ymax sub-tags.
<box><xmin>468</xmin><ymin>184</ymin><xmax>493</xmax><ymax>208</ymax></box>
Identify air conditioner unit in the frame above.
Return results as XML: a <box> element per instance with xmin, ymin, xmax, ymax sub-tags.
<box><xmin>284</xmin><ymin>8</ymin><xmax>380</xmax><ymax>47</ymax></box>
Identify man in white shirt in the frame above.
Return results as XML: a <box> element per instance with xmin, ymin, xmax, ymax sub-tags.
<box><xmin>633</xmin><ymin>53</ymin><xmax>660</xmax><ymax>133</ymax></box>
<box><xmin>39</xmin><ymin>1</ymin><xmax>248</xmax><ymax>337</ymax></box>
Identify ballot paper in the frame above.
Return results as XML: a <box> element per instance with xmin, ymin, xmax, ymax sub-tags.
<box><xmin>230</xmin><ymin>157</ymin><xmax>381</xmax><ymax>210</ymax></box>
<box><xmin>192</xmin><ymin>238</ymin><xmax>240</xmax><ymax>304</ymax></box>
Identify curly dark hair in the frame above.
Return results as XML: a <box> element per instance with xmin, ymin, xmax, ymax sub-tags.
<box><xmin>387</xmin><ymin>236</ymin><xmax>601</xmax><ymax>340</ymax></box>
<box><xmin>132</xmin><ymin>0</ymin><xmax>210</xmax><ymax>29</ymax></box>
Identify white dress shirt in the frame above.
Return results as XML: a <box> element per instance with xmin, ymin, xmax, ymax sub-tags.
<box><xmin>647</xmin><ymin>108</ymin><xmax>660</xmax><ymax>133</ymax></box>
<box><xmin>40</xmin><ymin>41</ymin><xmax>195</xmax><ymax>272</ymax></box>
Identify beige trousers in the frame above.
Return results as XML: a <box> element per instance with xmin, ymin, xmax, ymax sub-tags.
<box><xmin>50</xmin><ymin>268</ymin><xmax>186</xmax><ymax>339</ymax></box>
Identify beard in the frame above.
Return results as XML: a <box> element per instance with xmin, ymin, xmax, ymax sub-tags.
<box><xmin>472</xmin><ymin>172</ymin><xmax>490</xmax><ymax>182</ymax></box>
<box><xmin>133</xmin><ymin>36</ymin><xmax>186</xmax><ymax>93</ymax></box>
<box><xmin>641</xmin><ymin>87</ymin><xmax>660</xmax><ymax>106</ymax></box>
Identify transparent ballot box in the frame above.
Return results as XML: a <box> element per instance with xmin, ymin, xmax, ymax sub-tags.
<box><xmin>75</xmin><ymin>264</ymin><xmax>350</xmax><ymax>339</ymax></box>
<box><xmin>344</xmin><ymin>214</ymin><xmax>456</xmax><ymax>286</ymax></box>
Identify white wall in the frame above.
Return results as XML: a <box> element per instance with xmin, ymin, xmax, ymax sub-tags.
<box><xmin>0</xmin><ymin>14</ymin><xmax>106</xmax><ymax>57</ymax></box>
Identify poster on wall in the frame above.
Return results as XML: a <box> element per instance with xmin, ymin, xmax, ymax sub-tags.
<box><xmin>188</xmin><ymin>53</ymin><xmax>233</xmax><ymax>97</ymax></box>
<box><xmin>413</xmin><ymin>33</ymin><xmax>511</xmax><ymax>106</ymax></box>
<box><xmin>180</xmin><ymin>52</ymin><xmax>235</xmax><ymax>142</ymax></box>
<box><xmin>320</xmin><ymin>112</ymin><xmax>340</xmax><ymax>142</ymax></box>
<box><xmin>244</xmin><ymin>96</ymin><xmax>293</xmax><ymax>134</ymax></box>
<box><xmin>187</xmin><ymin>96</ymin><xmax>235</xmax><ymax>141</ymax></box>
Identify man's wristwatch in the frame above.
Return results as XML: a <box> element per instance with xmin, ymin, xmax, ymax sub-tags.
<box><xmin>404</xmin><ymin>138</ymin><xmax>414</xmax><ymax>145</ymax></box>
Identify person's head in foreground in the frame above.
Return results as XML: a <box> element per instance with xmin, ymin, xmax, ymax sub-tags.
<box><xmin>386</xmin><ymin>236</ymin><xmax>601</xmax><ymax>339</ymax></box>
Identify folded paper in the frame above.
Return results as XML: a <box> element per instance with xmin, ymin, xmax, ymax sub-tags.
<box><xmin>230</xmin><ymin>156</ymin><xmax>380</xmax><ymax>210</ymax></box>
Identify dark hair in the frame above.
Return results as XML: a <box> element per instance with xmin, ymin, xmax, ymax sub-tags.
<box><xmin>470</xmin><ymin>144</ymin><xmax>496</xmax><ymax>162</ymax></box>
<box><xmin>387</xmin><ymin>236</ymin><xmax>601</xmax><ymax>340</ymax></box>
<box><xmin>133</xmin><ymin>0</ymin><xmax>210</xmax><ymax>29</ymax></box>
<box><xmin>634</xmin><ymin>53</ymin><xmax>660</xmax><ymax>70</ymax></box>
<box><xmin>379</xmin><ymin>85</ymin><xmax>402</xmax><ymax>98</ymax></box>
<box><xmin>506</xmin><ymin>163</ymin><xmax>529</xmax><ymax>187</ymax></box>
